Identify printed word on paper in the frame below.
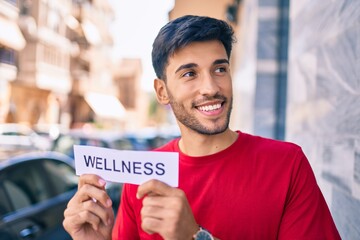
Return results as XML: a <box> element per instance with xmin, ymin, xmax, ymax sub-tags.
<box><xmin>74</xmin><ymin>145</ymin><xmax>179</xmax><ymax>187</ymax></box>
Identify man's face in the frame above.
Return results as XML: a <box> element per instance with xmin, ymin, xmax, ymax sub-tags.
<box><xmin>160</xmin><ymin>40</ymin><xmax>233</xmax><ymax>135</ymax></box>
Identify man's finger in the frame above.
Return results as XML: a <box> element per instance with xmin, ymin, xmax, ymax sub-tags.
<box><xmin>137</xmin><ymin>179</ymin><xmax>176</xmax><ymax>199</ymax></box>
<box><xmin>77</xmin><ymin>184</ymin><xmax>112</xmax><ymax>208</ymax></box>
<box><xmin>64</xmin><ymin>198</ymin><xmax>114</xmax><ymax>232</ymax></box>
<box><xmin>141</xmin><ymin>216</ymin><xmax>162</xmax><ymax>235</ymax></box>
<box><xmin>78</xmin><ymin>174</ymin><xmax>106</xmax><ymax>189</ymax></box>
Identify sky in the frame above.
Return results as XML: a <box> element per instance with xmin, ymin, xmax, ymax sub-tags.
<box><xmin>108</xmin><ymin>0</ymin><xmax>175</xmax><ymax>92</ymax></box>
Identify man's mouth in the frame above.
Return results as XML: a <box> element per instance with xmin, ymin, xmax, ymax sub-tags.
<box><xmin>197</xmin><ymin>103</ymin><xmax>222</xmax><ymax>112</ymax></box>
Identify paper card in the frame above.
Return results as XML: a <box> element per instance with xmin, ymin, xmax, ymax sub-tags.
<box><xmin>74</xmin><ymin>145</ymin><xmax>179</xmax><ymax>187</ymax></box>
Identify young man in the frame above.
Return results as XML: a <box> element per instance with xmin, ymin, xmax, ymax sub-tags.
<box><xmin>63</xmin><ymin>15</ymin><xmax>341</xmax><ymax>240</ymax></box>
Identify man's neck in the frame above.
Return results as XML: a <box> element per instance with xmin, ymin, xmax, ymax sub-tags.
<box><xmin>178</xmin><ymin>128</ymin><xmax>238</xmax><ymax>157</ymax></box>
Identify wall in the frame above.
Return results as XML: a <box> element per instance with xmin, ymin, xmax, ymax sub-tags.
<box><xmin>286</xmin><ymin>0</ymin><xmax>360</xmax><ymax>239</ymax></box>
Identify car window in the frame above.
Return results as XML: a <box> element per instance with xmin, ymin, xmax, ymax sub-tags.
<box><xmin>1</xmin><ymin>161</ymin><xmax>54</xmax><ymax>211</ymax></box>
<box><xmin>42</xmin><ymin>159</ymin><xmax>78</xmax><ymax>194</ymax></box>
<box><xmin>0</xmin><ymin>186</ymin><xmax>12</xmax><ymax>217</ymax></box>
<box><xmin>3</xmin><ymin>180</ymin><xmax>32</xmax><ymax>211</ymax></box>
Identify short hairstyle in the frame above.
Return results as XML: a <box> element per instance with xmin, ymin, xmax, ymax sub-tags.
<box><xmin>152</xmin><ymin>15</ymin><xmax>236</xmax><ymax>80</ymax></box>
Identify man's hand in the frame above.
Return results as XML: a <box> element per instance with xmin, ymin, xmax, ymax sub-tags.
<box><xmin>63</xmin><ymin>174</ymin><xmax>114</xmax><ymax>240</ymax></box>
<box><xmin>137</xmin><ymin>179</ymin><xmax>199</xmax><ymax>240</ymax></box>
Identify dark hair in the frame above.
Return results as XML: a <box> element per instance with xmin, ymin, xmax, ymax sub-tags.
<box><xmin>152</xmin><ymin>15</ymin><xmax>236</xmax><ymax>80</ymax></box>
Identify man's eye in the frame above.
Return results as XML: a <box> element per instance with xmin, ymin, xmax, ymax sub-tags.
<box><xmin>183</xmin><ymin>71</ymin><xmax>196</xmax><ymax>77</ymax></box>
<box><xmin>215</xmin><ymin>67</ymin><xmax>227</xmax><ymax>73</ymax></box>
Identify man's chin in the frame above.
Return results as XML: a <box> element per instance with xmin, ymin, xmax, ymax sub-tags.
<box><xmin>192</xmin><ymin>125</ymin><xmax>228</xmax><ymax>136</ymax></box>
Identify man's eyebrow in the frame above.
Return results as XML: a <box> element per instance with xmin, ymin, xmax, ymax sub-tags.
<box><xmin>175</xmin><ymin>63</ymin><xmax>198</xmax><ymax>74</ymax></box>
<box><xmin>213</xmin><ymin>59</ymin><xmax>229</xmax><ymax>65</ymax></box>
<box><xmin>174</xmin><ymin>59</ymin><xmax>229</xmax><ymax>74</ymax></box>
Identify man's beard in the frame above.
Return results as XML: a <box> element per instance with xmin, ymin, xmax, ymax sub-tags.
<box><xmin>167</xmin><ymin>89</ymin><xmax>232</xmax><ymax>135</ymax></box>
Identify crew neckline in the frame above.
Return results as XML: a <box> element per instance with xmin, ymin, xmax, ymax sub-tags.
<box><xmin>173</xmin><ymin>131</ymin><xmax>242</xmax><ymax>165</ymax></box>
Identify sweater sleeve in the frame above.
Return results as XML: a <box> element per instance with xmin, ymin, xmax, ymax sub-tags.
<box><xmin>278</xmin><ymin>149</ymin><xmax>341</xmax><ymax>239</ymax></box>
<box><xmin>112</xmin><ymin>183</ymin><xmax>140</xmax><ymax>240</ymax></box>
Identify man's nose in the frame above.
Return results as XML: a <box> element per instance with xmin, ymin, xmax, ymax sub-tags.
<box><xmin>198</xmin><ymin>73</ymin><xmax>220</xmax><ymax>96</ymax></box>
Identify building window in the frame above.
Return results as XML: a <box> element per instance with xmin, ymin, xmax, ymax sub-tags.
<box><xmin>0</xmin><ymin>47</ymin><xmax>15</xmax><ymax>65</ymax></box>
<box><xmin>20</xmin><ymin>0</ymin><xmax>31</xmax><ymax>15</ymax></box>
<box><xmin>47</xmin><ymin>9</ymin><xmax>61</xmax><ymax>33</ymax></box>
<box><xmin>41</xmin><ymin>44</ymin><xmax>68</xmax><ymax>69</ymax></box>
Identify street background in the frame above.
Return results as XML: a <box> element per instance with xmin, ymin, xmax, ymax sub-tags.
<box><xmin>0</xmin><ymin>0</ymin><xmax>359</xmax><ymax>238</ymax></box>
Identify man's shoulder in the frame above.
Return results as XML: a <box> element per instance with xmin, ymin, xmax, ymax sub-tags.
<box><xmin>238</xmin><ymin>131</ymin><xmax>302</xmax><ymax>154</ymax></box>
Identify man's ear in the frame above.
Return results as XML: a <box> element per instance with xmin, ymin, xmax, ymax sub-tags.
<box><xmin>154</xmin><ymin>78</ymin><xmax>170</xmax><ymax>105</ymax></box>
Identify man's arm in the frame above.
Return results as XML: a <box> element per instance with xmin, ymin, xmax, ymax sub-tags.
<box><xmin>278</xmin><ymin>150</ymin><xmax>341</xmax><ymax>239</ymax></box>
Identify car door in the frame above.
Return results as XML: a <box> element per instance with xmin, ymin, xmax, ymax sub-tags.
<box><xmin>0</xmin><ymin>158</ymin><xmax>78</xmax><ymax>240</ymax></box>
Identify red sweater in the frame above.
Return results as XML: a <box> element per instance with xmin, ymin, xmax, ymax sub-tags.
<box><xmin>112</xmin><ymin>131</ymin><xmax>340</xmax><ymax>239</ymax></box>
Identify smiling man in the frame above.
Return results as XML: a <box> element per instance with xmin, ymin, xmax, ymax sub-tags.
<box><xmin>63</xmin><ymin>15</ymin><xmax>341</xmax><ymax>240</ymax></box>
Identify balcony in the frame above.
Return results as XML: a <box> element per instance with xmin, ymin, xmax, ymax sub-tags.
<box><xmin>0</xmin><ymin>16</ymin><xmax>26</xmax><ymax>51</ymax></box>
<box><xmin>0</xmin><ymin>0</ymin><xmax>19</xmax><ymax>20</ymax></box>
<box><xmin>0</xmin><ymin>47</ymin><xmax>15</xmax><ymax>65</ymax></box>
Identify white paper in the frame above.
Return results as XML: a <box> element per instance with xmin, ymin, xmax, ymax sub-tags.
<box><xmin>74</xmin><ymin>145</ymin><xmax>179</xmax><ymax>187</ymax></box>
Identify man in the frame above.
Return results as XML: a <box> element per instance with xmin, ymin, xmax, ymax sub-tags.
<box><xmin>63</xmin><ymin>15</ymin><xmax>341</xmax><ymax>239</ymax></box>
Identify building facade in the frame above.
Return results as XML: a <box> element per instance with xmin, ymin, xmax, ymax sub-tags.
<box><xmin>0</xmin><ymin>0</ymin><xmax>26</xmax><ymax>123</ymax></box>
<box><xmin>67</xmin><ymin>0</ymin><xmax>123</xmax><ymax>129</ymax></box>
<box><xmin>5</xmin><ymin>0</ymin><xmax>73</xmax><ymax>126</ymax></box>
<box><xmin>0</xmin><ymin>0</ymin><xmax>142</xmax><ymax>131</ymax></box>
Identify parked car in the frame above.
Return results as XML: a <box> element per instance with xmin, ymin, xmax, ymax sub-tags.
<box><xmin>51</xmin><ymin>129</ymin><xmax>135</xmax><ymax>158</ymax></box>
<box><xmin>0</xmin><ymin>151</ymin><xmax>122</xmax><ymax>240</ymax></box>
<box><xmin>0</xmin><ymin>124</ymin><xmax>52</xmax><ymax>160</ymax></box>
<box><xmin>33</xmin><ymin>124</ymin><xmax>66</xmax><ymax>144</ymax></box>
<box><xmin>124</xmin><ymin>127</ymin><xmax>181</xmax><ymax>150</ymax></box>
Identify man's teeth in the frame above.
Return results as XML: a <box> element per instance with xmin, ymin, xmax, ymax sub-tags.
<box><xmin>198</xmin><ymin>103</ymin><xmax>222</xmax><ymax>112</ymax></box>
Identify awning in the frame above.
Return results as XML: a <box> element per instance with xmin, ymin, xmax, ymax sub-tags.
<box><xmin>81</xmin><ymin>20</ymin><xmax>101</xmax><ymax>45</ymax></box>
<box><xmin>85</xmin><ymin>92</ymin><xmax>126</xmax><ymax>120</ymax></box>
<box><xmin>0</xmin><ymin>16</ymin><xmax>26</xmax><ymax>51</ymax></box>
